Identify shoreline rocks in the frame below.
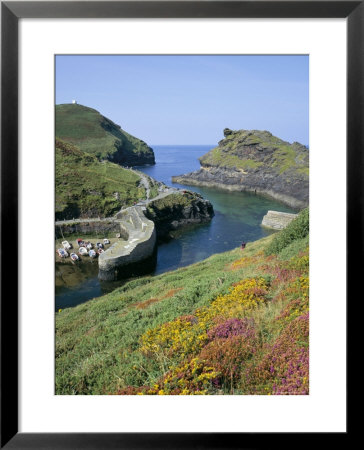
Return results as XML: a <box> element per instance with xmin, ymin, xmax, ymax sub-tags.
<box><xmin>172</xmin><ymin>129</ymin><xmax>309</xmax><ymax>210</ymax></box>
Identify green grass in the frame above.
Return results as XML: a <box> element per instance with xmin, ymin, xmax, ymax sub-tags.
<box><xmin>55</xmin><ymin>236</ymin><xmax>271</xmax><ymax>394</ymax></box>
<box><xmin>56</xmin><ymin>104</ymin><xmax>154</xmax><ymax>164</ymax></box>
<box><xmin>55</xmin><ymin>139</ymin><xmax>145</xmax><ymax>220</ymax></box>
<box><xmin>55</xmin><ymin>218</ymin><xmax>309</xmax><ymax>395</ymax></box>
<box><xmin>201</xmin><ymin>147</ymin><xmax>263</xmax><ymax>170</ymax></box>
<box><xmin>147</xmin><ymin>192</ymin><xmax>194</xmax><ymax>211</ymax></box>
<box><xmin>265</xmin><ymin>208</ymin><xmax>309</xmax><ymax>255</ymax></box>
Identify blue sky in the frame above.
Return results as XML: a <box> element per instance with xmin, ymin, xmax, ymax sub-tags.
<box><xmin>56</xmin><ymin>55</ymin><xmax>308</xmax><ymax>146</ymax></box>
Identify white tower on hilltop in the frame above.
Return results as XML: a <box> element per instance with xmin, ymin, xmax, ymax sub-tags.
<box><xmin>72</xmin><ymin>99</ymin><xmax>77</xmax><ymax>104</ymax></box>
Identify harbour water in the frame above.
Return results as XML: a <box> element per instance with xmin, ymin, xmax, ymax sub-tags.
<box><xmin>55</xmin><ymin>145</ymin><xmax>296</xmax><ymax>310</ymax></box>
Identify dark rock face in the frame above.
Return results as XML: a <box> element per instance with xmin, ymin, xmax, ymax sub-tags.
<box><xmin>110</xmin><ymin>144</ymin><xmax>155</xmax><ymax>166</ymax></box>
<box><xmin>145</xmin><ymin>192</ymin><xmax>214</xmax><ymax>239</ymax></box>
<box><xmin>172</xmin><ymin>129</ymin><xmax>309</xmax><ymax>210</ymax></box>
<box><xmin>223</xmin><ymin>128</ymin><xmax>233</xmax><ymax>137</ymax></box>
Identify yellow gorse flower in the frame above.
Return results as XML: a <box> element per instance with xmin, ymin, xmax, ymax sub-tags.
<box><xmin>140</xmin><ymin>278</ymin><xmax>267</xmax><ymax>359</ymax></box>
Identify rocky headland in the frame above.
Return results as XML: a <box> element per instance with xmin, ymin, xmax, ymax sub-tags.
<box><xmin>145</xmin><ymin>191</ymin><xmax>214</xmax><ymax>239</ymax></box>
<box><xmin>172</xmin><ymin>129</ymin><xmax>309</xmax><ymax>210</ymax></box>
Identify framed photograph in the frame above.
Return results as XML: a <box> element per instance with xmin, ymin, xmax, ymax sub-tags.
<box><xmin>2</xmin><ymin>1</ymin><xmax>357</xmax><ymax>447</ymax></box>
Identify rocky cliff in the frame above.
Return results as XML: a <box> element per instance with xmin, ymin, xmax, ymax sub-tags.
<box><xmin>172</xmin><ymin>129</ymin><xmax>309</xmax><ymax>209</ymax></box>
<box><xmin>145</xmin><ymin>191</ymin><xmax>214</xmax><ymax>239</ymax></box>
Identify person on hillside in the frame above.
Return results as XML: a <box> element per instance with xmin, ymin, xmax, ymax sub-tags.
<box><xmin>241</xmin><ymin>242</ymin><xmax>246</xmax><ymax>250</ymax></box>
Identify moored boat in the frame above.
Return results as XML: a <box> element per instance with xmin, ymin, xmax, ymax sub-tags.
<box><xmin>79</xmin><ymin>247</ymin><xmax>88</xmax><ymax>256</ymax></box>
<box><xmin>89</xmin><ymin>249</ymin><xmax>97</xmax><ymax>258</ymax></box>
<box><xmin>62</xmin><ymin>240</ymin><xmax>72</xmax><ymax>250</ymax></box>
<box><xmin>70</xmin><ymin>253</ymin><xmax>79</xmax><ymax>261</ymax></box>
<box><xmin>57</xmin><ymin>248</ymin><xmax>68</xmax><ymax>258</ymax></box>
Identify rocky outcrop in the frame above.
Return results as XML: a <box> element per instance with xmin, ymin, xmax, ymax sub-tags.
<box><xmin>261</xmin><ymin>210</ymin><xmax>298</xmax><ymax>230</ymax></box>
<box><xmin>145</xmin><ymin>191</ymin><xmax>214</xmax><ymax>239</ymax></box>
<box><xmin>172</xmin><ymin>129</ymin><xmax>309</xmax><ymax>210</ymax></box>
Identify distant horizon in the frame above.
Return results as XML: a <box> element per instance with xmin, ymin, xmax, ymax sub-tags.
<box><xmin>56</xmin><ymin>55</ymin><xmax>309</xmax><ymax>145</ymax></box>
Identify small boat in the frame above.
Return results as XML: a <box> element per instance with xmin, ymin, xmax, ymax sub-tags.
<box><xmin>86</xmin><ymin>242</ymin><xmax>93</xmax><ymax>250</ymax></box>
<box><xmin>96</xmin><ymin>242</ymin><xmax>103</xmax><ymax>249</ymax></box>
<box><xmin>62</xmin><ymin>240</ymin><xmax>72</xmax><ymax>250</ymax></box>
<box><xmin>89</xmin><ymin>249</ymin><xmax>97</xmax><ymax>258</ymax></box>
<box><xmin>57</xmin><ymin>248</ymin><xmax>68</xmax><ymax>258</ymax></box>
<box><xmin>103</xmin><ymin>238</ymin><xmax>110</xmax><ymax>245</ymax></box>
<box><xmin>97</xmin><ymin>248</ymin><xmax>104</xmax><ymax>255</ymax></box>
<box><xmin>77</xmin><ymin>238</ymin><xmax>83</xmax><ymax>246</ymax></box>
<box><xmin>79</xmin><ymin>247</ymin><xmax>88</xmax><ymax>256</ymax></box>
<box><xmin>70</xmin><ymin>253</ymin><xmax>79</xmax><ymax>261</ymax></box>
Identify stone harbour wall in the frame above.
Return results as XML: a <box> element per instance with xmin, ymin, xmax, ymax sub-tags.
<box><xmin>261</xmin><ymin>210</ymin><xmax>298</xmax><ymax>230</ymax></box>
<box><xmin>98</xmin><ymin>206</ymin><xmax>157</xmax><ymax>281</ymax></box>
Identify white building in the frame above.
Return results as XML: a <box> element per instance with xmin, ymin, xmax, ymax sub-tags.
<box><xmin>72</xmin><ymin>99</ymin><xmax>77</xmax><ymax>104</ymax></box>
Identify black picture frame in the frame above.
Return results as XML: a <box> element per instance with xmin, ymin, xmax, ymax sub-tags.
<box><xmin>1</xmin><ymin>1</ymin><xmax>357</xmax><ymax>448</ymax></box>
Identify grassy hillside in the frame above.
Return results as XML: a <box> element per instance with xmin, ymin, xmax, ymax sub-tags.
<box><xmin>56</xmin><ymin>104</ymin><xmax>155</xmax><ymax>165</ymax></box>
<box><xmin>55</xmin><ymin>139</ymin><xmax>146</xmax><ymax>220</ymax></box>
<box><xmin>56</xmin><ymin>209</ymin><xmax>309</xmax><ymax>395</ymax></box>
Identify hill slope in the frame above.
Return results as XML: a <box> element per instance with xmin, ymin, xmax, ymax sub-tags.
<box><xmin>55</xmin><ymin>139</ymin><xmax>151</xmax><ymax>220</ymax></box>
<box><xmin>172</xmin><ymin>129</ymin><xmax>309</xmax><ymax>209</ymax></box>
<box><xmin>56</xmin><ymin>209</ymin><xmax>309</xmax><ymax>395</ymax></box>
<box><xmin>56</xmin><ymin>104</ymin><xmax>155</xmax><ymax>166</ymax></box>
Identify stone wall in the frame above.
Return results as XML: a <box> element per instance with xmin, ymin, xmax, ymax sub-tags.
<box><xmin>55</xmin><ymin>220</ymin><xmax>126</xmax><ymax>239</ymax></box>
<box><xmin>261</xmin><ymin>210</ymin><xmax>298</xmax><ymax>230</ymax></box>
<box><xmin>98</xmin><ymin>206</ymin><xmax>157</xmax><ymax>281</ymax></box>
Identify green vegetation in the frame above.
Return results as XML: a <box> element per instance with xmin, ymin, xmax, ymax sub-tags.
<box><xmin>200</xmin><ymin>129</ymin><xmax>308</xmax><ymax>176</ymax></box>
<box><xmin>56</xmin><ymin>104</ymin><xmax>155</xmax><ymax>165</ymax></box>
<box><xmin>56</xmin><ymin>212</ymin><xmax>309</xmax><ymax>395</ymax></box>
<box><xmin>265</xmin><ymin>208</ymin><xmax>309</xmax><ymax>255</ymax></box>
<box><xmin>147</xmin><ymin>192</ymin><xmax>196</xmax><ymax>213</ymax></box>
<box><xmin>55</xmin><ymin>139</ymin><xmax>146</xmax><ymax>220</ymax></box>
<box><xmin>271</xmin><ymin>145</ymin><xmax>297</xmax><ymax>174</ymax></box>
<box><xmin>201</xmin><ymin>147</ymin><xmax>263</xmax><ymax>170</ymax></box>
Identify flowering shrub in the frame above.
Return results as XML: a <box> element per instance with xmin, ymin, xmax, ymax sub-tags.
<box><xmin>287</xmin><ymin>252</ymin><xmax>309</xmax><ymax>272</ymax></box>
<box><xmin>130</xmin><ymin>358</ymin><xmax>220</xmax><ymax>395</ymax></box>
<box><xmin>275</xmin><ymin>276</ymin><xmax>309</xmax><ymax>322</ymax></box>
<box><xmin>196</xmin><ymin>278</ymin><xmax>268</xmax><ymax>327</ymax></box>
<box><xmin>244</xmin><ymin>313</ymin><xmax>309</xmax><ymax>395</ymax></box>
<box><xmin>140</xmin><ymin>315</ymin><xmax>207</xmax><ymax>359</ymax></box>
<box><xmin>207</xmin><ymin>318</ymin><xmax>255</xmax><ymax>341</ymax></box>
<box><xmin>140</xmin><ymin>279</ymin><xmax>267</xmax><ymax>361</ymax></box>
<box><xmin>200</xmin><ymin>334</ymin><xmax>256</xmax><ymax>391</ymax></box>
<box><xmin>134</xmin><ymin>270</ymin><xmax>308</xmax><ymax>396</ymax></box>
